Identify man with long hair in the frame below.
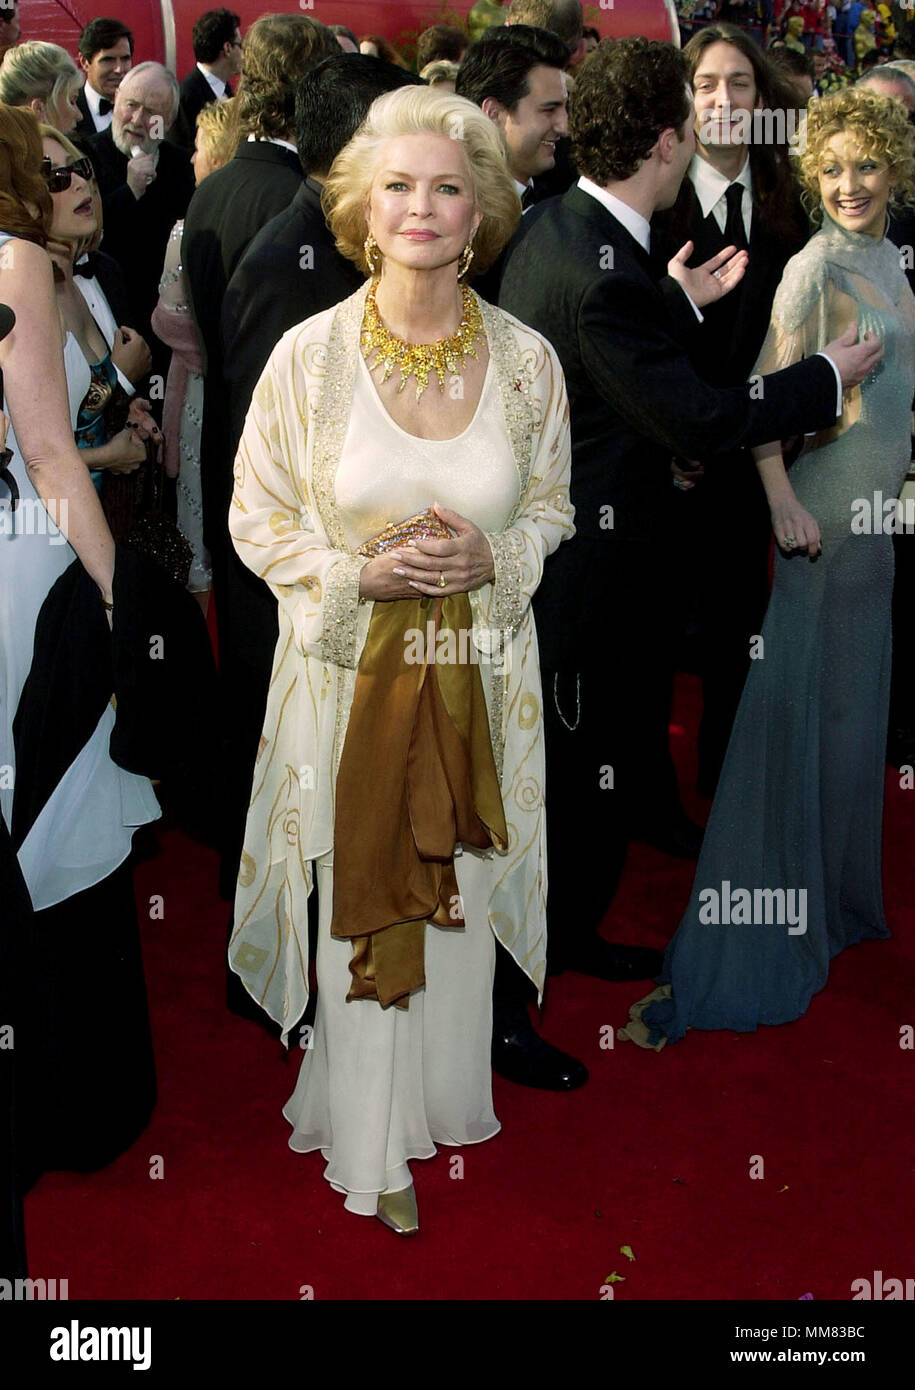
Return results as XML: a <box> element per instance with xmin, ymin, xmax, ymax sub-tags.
<box><xmin>652</xmin><ymin>25</ymin><xmax>812</xmax><ymax>799</ymax></box>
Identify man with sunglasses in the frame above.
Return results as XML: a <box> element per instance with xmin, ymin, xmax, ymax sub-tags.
<box><xmin>168</xmin><ymin>9</ymin><xmax>243</xmax><ymax>152</ymax></box>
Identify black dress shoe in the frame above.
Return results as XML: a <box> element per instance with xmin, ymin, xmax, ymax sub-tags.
<box><xmin>558</xmin><ymin>938</ymin><xmax>664</xmax><ymax>982</ymax></box>
<box><xmin>631</xmin><ymin>815</ymin><xmax>704</xmax><ymax>859</ymax></box>
<box><xmin>492</xmin><ymin>1015</ymin><xmax>588</xmax><ymax>1091</ymax></box>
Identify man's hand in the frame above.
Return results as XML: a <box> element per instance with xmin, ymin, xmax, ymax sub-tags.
<box><xmin>667</xmin><ymin>240</ymin><xmax>749</xmax><ymax>309</ymax></box>
<box><xmin>112</xmin><ymin>326</ymin><xmax>151</xmax><ymax>384</ymax></box>
<box><xmin>126</xmin><ymin>151</ymin><xmax>156</xmax><ymax>200</ymax></box>
<box><xmin>821</xmin><ymin>325</ymin><xmax>882</xmax><ymax>389</ymax></box>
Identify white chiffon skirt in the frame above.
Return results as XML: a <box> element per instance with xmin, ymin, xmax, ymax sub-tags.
<box><xmin>283</xmin><ymin>847</ymin><xmax>500</xmax><ymax>1215</ymax></box>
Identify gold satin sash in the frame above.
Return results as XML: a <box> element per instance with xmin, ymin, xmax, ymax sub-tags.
<box><xmin>331</xmin><ymin>593</ymin><xmax>507</xmax><ymax>1009</ymax></box>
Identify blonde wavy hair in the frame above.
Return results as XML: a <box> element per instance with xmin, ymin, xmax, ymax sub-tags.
<box><xmin>196</xmin><ymin>95</ymin><xmax>243</xmax><ymax>168</ymax></box>
<box><xmin>0</xmin><ymin>41</ymin><xmax>81</xmax><ymax>120</ymax></box>
<box><xmin>39</xmin><ymin>123</ymin><xmax>103</xmax><ymax>260</ymax></box>
<box><xmin>322</xmin><ymin>86</ymin><xmax>521</xmax><ymax>276</ymax></box>
<box><xmin>799</xmin><ymin>87</ymin><xmax>915</xmax><ymax>223</ymax></box>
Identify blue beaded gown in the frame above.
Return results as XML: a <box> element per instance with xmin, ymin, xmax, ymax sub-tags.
<box><xmin>630</xmin><ymin>210</ymin><xmax>915</xmax><ymax>1045</ymax></box>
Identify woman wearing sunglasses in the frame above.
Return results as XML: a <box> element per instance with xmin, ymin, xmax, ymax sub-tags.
<box><xmin>40</xmin><ymin>126</ymin><xmax>157</xmax><ymax>490</ymax></box>
<box><xmin>0</xmin><ymin>103</ymin><xmax>159</xmax><ymax>1190</ymax></box>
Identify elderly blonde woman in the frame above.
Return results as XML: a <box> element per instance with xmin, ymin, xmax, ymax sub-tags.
<box><xmin>0</xmin><ymin>41</ymin><xmax>82</xmax><ymax>133</ymax></box>
<box><xmin>625</xmin><ymin>88</ymin><xmax>915</xmax><ymax>1049</ymax></box>
<box><xmin>229</xmin><ymin>86</ymin><xmax>573</xmax><ymax>1233</ymax></box>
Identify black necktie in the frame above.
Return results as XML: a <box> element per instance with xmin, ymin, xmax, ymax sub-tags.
<box><xmin>723</xmin><ymin>182</ymin><xmax>747</xmax><ymax>251</ymax></box>
<box><xmin>521</xmin><ymin>185</ymin><xmax>536</xmax><ymax>211</ymax></box>
<box><xmin>73</xmin><ymin>253</ymin><xmax>98</xmax><ymax>279</ymax></box>
<box><xmin>98</xmin><ymin>97</ymin><xmax>113</xmax><ymax>116</ymax></box>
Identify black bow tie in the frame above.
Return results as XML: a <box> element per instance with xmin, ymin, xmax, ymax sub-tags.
<box><xmin>98</xmin><ymin>97</ymin><xmax>113</xmax><ymax>116</ymax></box>
<box><xmin>73</xmin><ymin>253</ymin><xmax>98</xmax><ymax>279</ymax></box>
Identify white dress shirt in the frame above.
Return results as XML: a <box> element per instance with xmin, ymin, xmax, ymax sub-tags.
<box><xmin>197</xmin><ymin>63</ymin><xmax>229</xmax><ymax>101</ymax></box>
<box><xmin>689</xmin><ymin>153</ymin><xmax>753</xmax><ymax>241</ymax></box>
<box><xmin>83</xmin><ymin>82</ymin><xmax>113</xmax><ymax>133</ymax></box>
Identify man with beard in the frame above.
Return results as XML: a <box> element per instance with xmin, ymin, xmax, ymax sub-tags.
<box><xmin>89</xmin><ymin>62</ymin><xmax>195</xmax><ymax>379</ymax></box>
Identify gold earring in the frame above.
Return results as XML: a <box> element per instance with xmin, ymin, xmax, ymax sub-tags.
<box><xmin>458</xmin><ymin>241</ymin><xmax>475</xmax><ymax>278</ymax></box>
<box><xmin>364</xmin><ymin>232</ymin><xmax>380</xmax><ymax>275</ymax></box>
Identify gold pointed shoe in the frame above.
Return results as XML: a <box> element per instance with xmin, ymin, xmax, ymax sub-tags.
<box><xmin>376</xmin><ymin>1184</ymin><xmax>419</xmax><ymax>1236</ymax></box>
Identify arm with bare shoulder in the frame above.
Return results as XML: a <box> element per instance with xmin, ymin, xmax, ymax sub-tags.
<box><xmin>0</xmin><ymin>239</ymin><xmax>115</xmax><ymax>600</ymax></box>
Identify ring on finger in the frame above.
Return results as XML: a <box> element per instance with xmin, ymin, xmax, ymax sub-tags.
<box><xmin>438</xmin><ymin>571</ymin><xmax>446</xmax><ymax>589</ymax></box>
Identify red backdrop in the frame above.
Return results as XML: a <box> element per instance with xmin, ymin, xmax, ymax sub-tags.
<box><xmin>21</xmin><ymin>0</ymin><xmax>678</xmax><ymax>75</ymax></box>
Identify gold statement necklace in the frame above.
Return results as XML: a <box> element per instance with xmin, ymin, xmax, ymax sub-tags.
<box><xmin>361</xmin><ymin>279</ymin><xmax>484</xmax><ymax>402</ymax></box>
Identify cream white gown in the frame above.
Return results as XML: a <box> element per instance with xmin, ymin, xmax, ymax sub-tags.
<box><xmin>283</xmin><ymin>353</ymin><xmax>521</xmax><ymax>1214</ymax></box>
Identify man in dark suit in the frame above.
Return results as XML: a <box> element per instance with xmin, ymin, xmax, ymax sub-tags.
<box><xmin>456</xmin><ymin>24</ymin><xmax>570</xmax><ymax>308</ymax></box>
<box><xmin>89</xmin><ymin>61</ymin><xmax>194</xmax><ymax>380</ymax></box>
<box><xmin>74</xmin><ymin>17</ymin><xmax>134</xmax><ymax>138</ymax></box>
<box><xmin>181</xmin><ymin>12</ymin><xmax>338</xmax><ymax>974</ymax></box>
<box><xmin>497</xmin><ymin>37</ymin><xmax>880</xmax><ymax>1078</ymax></box>
<box><xmin>167</xmin><ymin>8</ymin><xmax>243</xmax><ymax>152</ymax></box>
<box><xmin>651</xmin><ymin>25</ymin><xmax>811</xmax><ymax>798</ymax></box>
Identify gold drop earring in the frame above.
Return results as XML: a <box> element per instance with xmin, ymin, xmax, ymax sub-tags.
<box><xmin>364</xmin><ymin>232</ymin><xmax>380</xmax><ymax>276</ymax></box>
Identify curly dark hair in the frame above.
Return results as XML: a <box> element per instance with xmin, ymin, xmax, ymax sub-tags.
<box><xmin>570</xmin><ymin>38</ymin><xmax>690</xmax><ymax>184</ymax></box>
<box><xmin>0</xmin><ymin>103</ymin><xmax>50</xmax><ymax>246</ymax></box>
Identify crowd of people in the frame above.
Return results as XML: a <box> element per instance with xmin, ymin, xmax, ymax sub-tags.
<box><xmin>1</xmin><ymin>0</ymin><xmax>913</xmax><ymax>1263</ymax></box>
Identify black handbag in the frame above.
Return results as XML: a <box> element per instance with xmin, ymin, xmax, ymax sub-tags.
<box><xmin>123</xmin><ymin>440</ymin><xmax>193</xmax><ymax>589</ymax></box>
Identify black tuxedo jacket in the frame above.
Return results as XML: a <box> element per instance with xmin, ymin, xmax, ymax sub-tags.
<box><xmin>222</xmin><ymin>177</ymin><xmax>364</xmax><ymax>455</ymax></box>
<box><xmin>88</xmin><ymin>129</ymin><xmax>194</xmax><ymax>349</ymax></box>
<box><xmin>498</xmin><ymin>184</ymin><xmax>839</xmax><ymax>665</ymax></box>
<box><xmin>182</xmin><ymin>140</ymin><xmax>302</xmax><ymax>379</ymax></box>
<box><xmin>167</xmin><ymin>67</ymin><xmax>223</xmax><ymax>152</ymax></box>
<box><xmin>651</xmin><ymin>177</ymin><xmax>808</xmax><ymax>389</ymax></box>
<box><xmin>74</xmin><ymin>86</ymin><xmax>104</xmax><ymax>139</ymax></box>
<box><xmin>182</xmin><ymin>140</ymin><xmax>302</xmax><ymax>559</ymax></box>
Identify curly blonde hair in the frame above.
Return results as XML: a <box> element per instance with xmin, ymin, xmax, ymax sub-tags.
<box><xmin>799</xmin><ymin>87</ymin><xmax>915</xmax><ymax>222</ymax></box>
<box><xmin>322</xmin><ymin>86</ymin><xmax>521</xmax><ymax>276</ymax></box>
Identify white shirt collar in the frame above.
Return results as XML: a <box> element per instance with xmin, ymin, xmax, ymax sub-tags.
<box><xmin>197</xmin><ymin>63</ymin><xmax>228</xmax><ymax>100</ymax></box>
<box><xmin>246</xmin><ymin>134</ymin><xmax>298</xmax><ymax>155</ymax></box>
<box><xmin>83</xmin><ymin>82</ymin><xmax>112</xmax><ymax>131</ymax></box>
<box><xmin>688</xmin><ymin>153</ymin><xmax>752</xmax><ymax>220</ymax></box>
<box><xmin>577</xmin><ymin>176</ymin><xmax>651</xmax><ymax>253</ymax></box>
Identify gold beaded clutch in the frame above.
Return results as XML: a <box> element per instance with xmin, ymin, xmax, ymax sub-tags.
<box><xmin>356</xmin><ymin>507</ymin><xmax>452</xmax><ymax>558</ymax></box>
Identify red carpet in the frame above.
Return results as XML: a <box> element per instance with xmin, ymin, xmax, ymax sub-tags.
<box><xmin>23</xmin><ymin>675</ymin><xmax>914</xmax><ymax>1300</ymax></box>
